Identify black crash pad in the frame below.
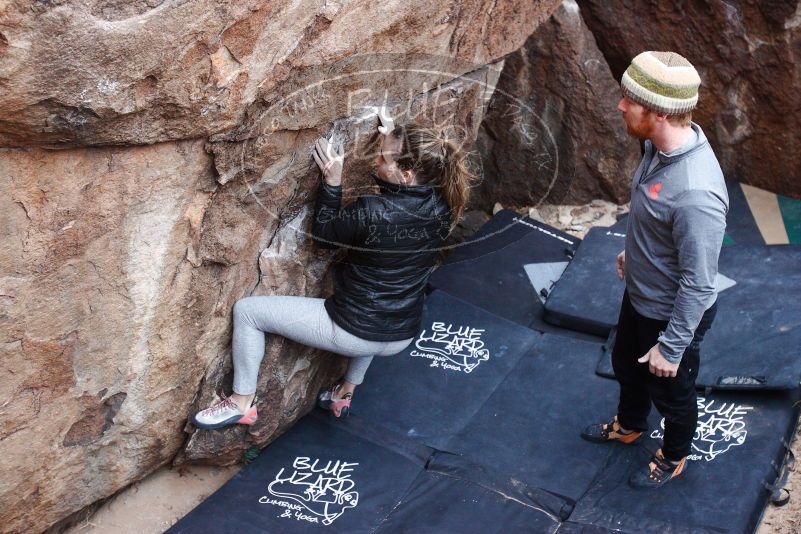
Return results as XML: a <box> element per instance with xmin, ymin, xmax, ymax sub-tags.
<box><xmin>353</xmin><ymin>290</ymin><xmax>540</xmax><ymax>449</ymax></box>
<box><xmin>441</xmin><ymin>333</ymin><xmax>620</xmax><ymax>503</ymax></box>
<box><xmin>168</xmin><ymin>412</ymin><xmax>429</xmax><ymax>533</ymax></box>
<box><xmin>596</xmin><ymin>245</ymin><xmax>801</xmax><ymax>390</ymax></box>
<box><xmin>442</xmin><ymin>208</ymin><xmax>573</xmax><ymax>263</ymax></box>
<box><xmin>569</xmin><ymin>389</ymin><xmax>799</xmax><ymax>534</ymax></box>
<box><xmin>172</xmin><ymin>297</ymin><xmax>795</xmax><ymax>533</ymax></box>
<box><xmin>374</xmin><ymin>469</ymin><xmax>565</xmax><ymax>533</ymax></box>
<box><xmin>428</xmin><ymin>209</ymin><xmax>598</xmax><ymax>339</ymax></box>
<box><xmin>610</xmin><ymin>212</ymin><xmax>629</xmax><ymax>233</ymax></box>
<box><xmin>543</xmin><ymin>227</ymin><xmax>626</xmax><ymax>336</ymax></box>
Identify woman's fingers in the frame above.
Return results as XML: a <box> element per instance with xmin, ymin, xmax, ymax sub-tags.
<box><xmin>325</xmin><ymin>137</ymin><xmax>337</xmax><ymax>160</ymax></box>
<box><xmin>313</xmin><ymin>150</ymin><xmax>326</xmax><ymax>173</ymax></box>
<box><xmin>314</xmin><ymin>139</ymin><xmax>331</xmax><ymax>163</ymax></box>
<box><xmin>314</xmin><ymin>136</ymin><xmax>344</xmax><ymax>174</ymax></box>
<box><xmin>315</xmin><ymin>138</ymin><xmax>327</xmax><ymax>158</ymax></box>
<box><xmin>314</xmin><ymin>137</ymin><xmax>331</xmax><ymax>161</ymax></box>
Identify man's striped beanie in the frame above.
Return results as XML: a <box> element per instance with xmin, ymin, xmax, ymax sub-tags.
<box><xmin>621</xmin><ymin>51</ymin><xmax>701</xmax><ymax>115</ymax></box>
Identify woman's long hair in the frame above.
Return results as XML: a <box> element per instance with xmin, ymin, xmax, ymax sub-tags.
<box><xmin>389</xmin><ymin>124</ymin><xmax>474</xmax><ymax>232</ymax></box>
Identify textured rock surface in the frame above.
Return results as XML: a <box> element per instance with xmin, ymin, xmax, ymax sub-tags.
<box><xmin>0</xmin><ymin>141</ymin><xmax>217</xmax><ymax>532</ymax></box>
<box><xmin>0</xmin><ymin>0</ymin><xmax>559</xmax><ymax>147</ymax></box>
<box><xmin>473</xmin><ymin>0</ymin><xmax>641</xmax><ymax>210</ymax></box>
<box><xmin>527</xmin><ymin>198</ymin><xmax>628</xmax><ymax>239</ymax></box>
<box><xmin>578</xmin><ymin>0</ymin><xmax>801</xmax><ymax>199</ymax></box>
<box><xmin>0</xmin><ymin>1</ymin><xmax>562</xmax><ymax>532</ymax></box>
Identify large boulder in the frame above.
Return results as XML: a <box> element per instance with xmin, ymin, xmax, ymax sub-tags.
<box><xmin>0</xmin><ymin>0</ymin><xmax>559</xmax><ymax>148</ymax></box>
<box><xmin>0</xmin><ymin>1</ymin><xmax>561</xmax><ymax>532</ymax></box>
<box><xmin>0</xmin><ymin>141</ymin><xmax>217</xmax><ymax>531</ymax></box>
<box><xmin>578</xmin><ymin>0</ymin><xmax>801</xmax><ymax>199</ymax></box>
<box><xmin>473</xmin><ymin>0</ymin><xmax>641</xmax><ymax>210</ymax></box>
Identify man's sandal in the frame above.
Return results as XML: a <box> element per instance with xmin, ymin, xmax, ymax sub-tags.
<box><xmin>581</xmin><ymin>415</ymin><xmax>643</xmax><ymax>444</ymax></box>
<box><xmin>317</xmin><ymin>382</ymin><xmax>352</xmax><ymax>418</ymax></box>
<box><xmin>629</xmin><ymin>448</ymin><xmax>687</xmax><ymax>488</ymax></box>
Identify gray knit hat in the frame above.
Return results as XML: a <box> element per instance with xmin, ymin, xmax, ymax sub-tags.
<box><xmin>621</xmin><ymin>51</ymin><xmax>701</xmax><ymax>115</ymax></box>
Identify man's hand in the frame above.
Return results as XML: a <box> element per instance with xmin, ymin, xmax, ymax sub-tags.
<box><xmin>638</xmin><ymin>344</ymin><xmax>679</xmax><ymax>378</ymax></box>
<box><xmin>313</xmin><ymin>136</ymin><xmax>344</xmax><ymax>186</ymax></box>
<box><xmin>616</xmin><ymin>250</ymin><xmax>626</xmax><ymax>280</ymax></box>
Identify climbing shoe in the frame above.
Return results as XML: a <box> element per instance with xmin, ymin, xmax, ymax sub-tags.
<box><xmin>581</xmin><ymin>415</ymin><xmax>643</xmax><ymax>444</ymax></box>
<box><xmin>193</xmin><ymin>394</ymin><xmax>258</xmax><ymax>429</ymax></box>
<box><xmin>317</xmin><ymin>382</ymin><xmax>352</xmax><ymax>418</ymax></box>
<box><xmin>629</xmin><ymin>448</ymin><xmax>687</xmax><ymax>488</ymax></box>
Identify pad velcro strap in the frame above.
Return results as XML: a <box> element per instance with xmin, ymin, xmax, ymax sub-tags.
<box><xmin>763</xmin><ymin>439</ymin><xmax>795</xmax><ymax>507</ymax></box>
<box><xmin>763</xmin><ymin>483</ymin><xmax>791</xmax><ymax>507</ymax></box>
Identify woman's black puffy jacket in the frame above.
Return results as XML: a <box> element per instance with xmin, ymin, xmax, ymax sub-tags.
<box><xmin>311</xmin><ymin>173</ymin><xmax>452</xmax><ymax>341</ymax></box>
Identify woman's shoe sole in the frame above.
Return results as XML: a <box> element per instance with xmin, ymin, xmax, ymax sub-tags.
<box><xmin>193</xmin><ymin>406</ymin><xmax>258</xmax><ymax>429</ymax></box>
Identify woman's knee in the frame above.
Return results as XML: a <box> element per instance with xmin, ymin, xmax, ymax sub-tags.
<box><xmin>234</xmin><ymin>295</ymin><xmax>291</xmax><ymax>334</ymax></box>
<box><xmin>233</xmin><ymin>296</ymin><xmax>264</xmax><ymax>324</ymax></box>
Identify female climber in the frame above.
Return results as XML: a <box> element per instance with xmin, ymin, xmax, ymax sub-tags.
<box><xmin>192</xmin><ymin>113</ymin><xmax>474</xmax><ymax>428</ymax></box>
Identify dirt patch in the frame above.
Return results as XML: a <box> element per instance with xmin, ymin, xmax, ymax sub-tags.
<box><xmin>65</xmin><ymin>465</ymin><xmax>240</xmax><ymax>534</ymax></box>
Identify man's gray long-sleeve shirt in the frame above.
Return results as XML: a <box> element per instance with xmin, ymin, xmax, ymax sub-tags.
<box><xmin>625</xmin><ymin>123</ymin><xmax>729</xmax><ymax>364</ymax></box>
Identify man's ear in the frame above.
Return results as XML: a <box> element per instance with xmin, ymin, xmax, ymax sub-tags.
<box><xmin>654</xmin><ymin>112</ymin><xmax>668</xmax><ymax>123</ymax></box>
<box><xmin>401</xmin><ymin>169</ymin><xmax>415</xmax><ymax>184</ymax></box>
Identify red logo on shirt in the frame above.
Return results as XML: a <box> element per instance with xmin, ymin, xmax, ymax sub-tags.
<box><xmin>648</xmin><ymin>182</ymin><xmax>663</xmax><ymax>199</ymax></box>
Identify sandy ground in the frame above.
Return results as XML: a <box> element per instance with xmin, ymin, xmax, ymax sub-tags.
<box><xmin>69</xmin><ymin>201</ymin><xmax>800</xmax><ymax>533</ymax></box>
<box><xmin>756</xmin><ymin>421</ymin><xmax>801</xmax><ymax>534</ymax></box>
<box><xmin>65</xmin><ymin>465</ymin><xmax>241</xmax><ymax>534</ymax></box>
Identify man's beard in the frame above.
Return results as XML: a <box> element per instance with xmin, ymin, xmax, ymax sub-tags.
<box><xmin>625</xmin><ymin>117</ymin><xmax>651</xmax><ymax>140</ymax></box>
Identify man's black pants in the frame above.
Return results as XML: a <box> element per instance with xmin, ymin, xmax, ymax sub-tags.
<box><xmin>612</xmin><ymin>290</ymin><xmax>717</xmax><ymax>461</ymax></box>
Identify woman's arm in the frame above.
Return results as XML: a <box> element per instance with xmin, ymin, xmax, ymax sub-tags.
<box><xmin>311</xmin><ymin>183</ymin><xmax>368</xmax><ymax>249</ymax></box>
<box><xmin>311</xmin><ymin>135</ymin><xmax>367</xmax><ymax>249</ymax></box>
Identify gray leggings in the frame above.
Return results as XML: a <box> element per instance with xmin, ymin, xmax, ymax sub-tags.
<box><xmin>232</xmin><ymin>296</ymin><xmax>414</xmax><ymax>394</ymax></box>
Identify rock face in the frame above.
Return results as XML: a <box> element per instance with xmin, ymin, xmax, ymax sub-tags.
<box><xmin>473</xmin><ymin>0</ymin><xmax>641</xmax><ymax>210</ymax></box>
<box><xmin>0</xmin><ymin>141</ymin><xmax>217</xmax><ymax>531</ymax></box>
<box><xmin>578</xmin><ymin>0</ymin><xmax>801</xmax><ymax>199</ymax></box>
<box><xmin>0</xmin><ymin>1</ymin><xmax>561</xmax><ymax>532</ymax></box>
<box><xmin>0</xmin><ymin>0</ymin><xmax>559</xmax><ymax>147</ymax></box>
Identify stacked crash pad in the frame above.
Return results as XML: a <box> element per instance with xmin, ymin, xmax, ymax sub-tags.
<box><xmin>542</xmin><ymin>229</ymin><xmax>801</xmax><ymax>390</ymax></box>
<box><xmin>427</xmin><ymin>209</ymin><xmax>599</xmax><ymax>340</ymax></box>
<box><xmin>542</xmin><ymin>227</ymin><xmax>625</xmax><ymax>337</ymax></box>
<box><xmin>593</xmin><ymin>245</ymin><xmax>801</xmax><ymax>390</ymax></box>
